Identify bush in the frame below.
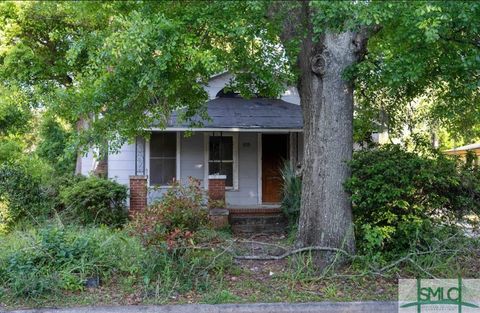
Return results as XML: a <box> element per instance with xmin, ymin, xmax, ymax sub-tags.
<box><xmin>280</xmin><ymin>162</ymin><xmax>301</xmax><ymax>229</ymax></box>
<box><xmin>128</xmin><ymin>178</ymin><xmax>233</xmax><ymax>299</ymax></box>
<box><xmin>129</xmin><ymin>177</ymin><xmax>209</xmax><ymax>249</ymax></box>
<box><xmin>0</xmin><ymin>225</ymin><xmax>144</xmax><ymax>299</ymax></box>
<box><xmin>60</xmin><ymin>176</ymin><xmax>128</xmax><ymax>227</ymax></box>
<box><xmin>345</xmin><ymin>145</ymin><xmax>480</xmax><ymax>257</ymax></box>
<box><xmin>0</xmin><ymin>160</ymin><xmax>52</xmax><ymax>233</ymax></box>
<box><xmin>45</xmin><ymin>173</ymin><xmax>87</xmax><ymax>212</ymax></box>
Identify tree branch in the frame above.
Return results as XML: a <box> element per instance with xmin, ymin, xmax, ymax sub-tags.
<box><xmin>234</xmin><ymin>246</ymin><xmax>350</xmax><ymax>260</ymax></box>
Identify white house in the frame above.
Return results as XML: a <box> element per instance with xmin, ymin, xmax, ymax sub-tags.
<box><xmin>80</xmin><ymin>72</ymin><xmax>304</xmax><ymax>211</ymax></box>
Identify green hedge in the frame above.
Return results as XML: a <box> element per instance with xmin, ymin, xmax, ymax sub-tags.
<box><xmin>60</xmin><ymin>176</ymin><xmax>128</xmax><ymax>227</ymax></box>
<box><xmin>0</xmin><ymin>161</ymin><xmax>51</xmax><ymax>233</ymax></box>
<box><xmin>345</xmin><ymin>145</ymin><xmax>480</xmax><ymax>255</ymax></box>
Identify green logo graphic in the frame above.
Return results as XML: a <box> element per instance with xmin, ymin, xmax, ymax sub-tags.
<box><xmin>401</xmin><ymin>278</ymin><xmax>479</xmax><ymax>313</ymax></box>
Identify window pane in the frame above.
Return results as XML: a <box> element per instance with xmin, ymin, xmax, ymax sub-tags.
<box><xmin>209</xmin><ymin>136</ymin><xmax>233</xmax><ymax>160</ymax></box>
<box><xmin>151</xmin><ymin>132</ymin><xmax>176</xmax><ymax>158</ymax></box>
<box><xmin>150</xmin><ymin>158</ymin><xmax>176</xmax><ymax>185</ymax></box>
<box><xmin>208</xmin><ymin>162</ymin><xmax>233</xmax><ymax>187</ymax></box>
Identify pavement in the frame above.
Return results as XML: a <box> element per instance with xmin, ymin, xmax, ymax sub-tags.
<box><xmin>3</xmin><ymin>301</ymin><xmax>398</xmax><ymax>313</ymax></box>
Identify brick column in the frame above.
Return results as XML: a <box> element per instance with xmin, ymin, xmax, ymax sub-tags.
<box><xmin>208</xmin><ymin>174</ymin><xmax>226</xmax><ymax>202</ymax></box>
<box><xmin>129</xmin><ymin>175</ymin><xmax>147</xmax><ymax>216</ymax></box>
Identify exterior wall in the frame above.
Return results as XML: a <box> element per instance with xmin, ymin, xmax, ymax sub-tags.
<box><xmin>80</xmin><ymin>149</ymin><xmax>96</xmax><ymax>176</ymax></box>
<box><xmin>281</xmin><ymin>86</ymin><xmax>300</xmax><ymax>105</ymax></box>
<box><xmin>179</xmin><ymin>132</ymin><xmax>205</xmax><ymax>186</ymax></box>
<box><xmin>225</xmin><ymin>132</ymin><xmax>259</xmax><ymax>206</ymax></box>
<box><xmin>108</xmin><ymin>142</ymin><xmax>136</xmax><ymax>186</ymax></box>
<box><xmin>205</xmin><ymin>72</ymin><xmax>234</xmax><ymax>100</ymax></box>
<box><xmin>145</xmin><ymin>131</ymin><xmax>259</xmax><ymax>206</ymax></box>
<box><xmin>205</xmin><ymin>72</ymin><xmax>301</xmax><ymax>105</ymax></box>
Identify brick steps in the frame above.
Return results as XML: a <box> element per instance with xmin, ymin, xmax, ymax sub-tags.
<box><xmin>229</xmin><ymin>213</ymin><xmax>287</xmax><ymax>234</ymax></box>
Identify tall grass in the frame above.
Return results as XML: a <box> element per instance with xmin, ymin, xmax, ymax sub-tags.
<box><xmin>0</xmin><ymin>224</ymin><xmax>145</xmax><ymax>300</ymax></box>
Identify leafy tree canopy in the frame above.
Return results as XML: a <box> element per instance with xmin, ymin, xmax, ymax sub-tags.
<box><xmin>0</xmin><ymin>1</ymin><xmax>478</xmax><ymax>150</ymax></box>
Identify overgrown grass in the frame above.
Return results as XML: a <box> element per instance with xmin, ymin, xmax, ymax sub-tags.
<box><xmin>0</xmin><ymin>218</ymin><xmax>235</xmax><ymax>308</ymax></box>
<box><xmin>1</xmin><ymin>222</ymin><xmax>478</xmax><ymax>309</ymax></box>
<box><xmin>0</xmin><ymin>223</ymin><xmax>145</xmax><ymax>302</ymax></box>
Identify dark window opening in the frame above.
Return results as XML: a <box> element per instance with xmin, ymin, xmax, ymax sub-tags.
<box><xmin>150</xmin><ymin>132</ymin><xmax>176</xmax><ymax>185</ymax></box>
<box><xmin>209</xmin><ymin>136</ymin><xmax>233</xmax><ymax>187</ymax></box>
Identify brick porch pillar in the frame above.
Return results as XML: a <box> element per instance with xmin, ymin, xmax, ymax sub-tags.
<box><xmin>208</xmin><ymin>174</ymin><xmax>226</xmax><ymax>202</ymax></box>
<box><xmin>129</xmin><ymin>175</ymin><xmax>147</xmax><ymax>216</ymax></box>
<box><xmin>208</xmin><ymin>175</ymin><xmax>228</xmax><ymax>228</ymax></box>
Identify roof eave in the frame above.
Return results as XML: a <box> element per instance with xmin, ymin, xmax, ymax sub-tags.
<box><xmin>148</xmin><ymin>127</ymin><xmax>303</xmax><ymax>133</ymax></box>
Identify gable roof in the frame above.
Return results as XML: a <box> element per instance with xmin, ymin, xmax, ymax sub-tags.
<box><xmin>163</xmin><ymin>97</ymin><xmax>303</xmax><ymax>130</ymax></box>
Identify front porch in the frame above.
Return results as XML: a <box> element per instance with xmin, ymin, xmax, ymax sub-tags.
<box><xmin>130</xmin><ymin>130</ymin><xmax>303</xmax><ymax>209</ymax></box>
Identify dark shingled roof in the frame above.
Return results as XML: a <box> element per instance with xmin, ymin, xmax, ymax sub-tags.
<box><xmin>167</xmin><ymin>97</ymin><xmax>303</xmax><ymax>129</ymax></box>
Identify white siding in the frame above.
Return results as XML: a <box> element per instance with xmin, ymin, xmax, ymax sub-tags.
<box><xmin>205</xmin><ymin>72</ymin><xmax>234</xmax><ymax>100</ymax></box>
<box><xmin>225</xmin><ymin>132</ymin><xmax>259</xmax><ymax>206</ymax></box>
<box><xmin>80</xmin><ymin>150</ymin><xmax>94</xmax><ymax>176</ymax></box>
<box><xmin>108</xmin><ymin>142</ymin><xmax>136</xmax><ymax>186</ymax></box>
<box><xmin>281</xmin><ymin>86</ymin><xmax>300</xmax><ymax>105</ymax></box>
<box><xmin>204</xmin><ymin>72</ymin><xmax>301</xmax><ymax>105</ymax></box>
<box><xmin>179</xmin><ymin>132</ymin><xmax>205</xmax><ymax>186</ymax></box>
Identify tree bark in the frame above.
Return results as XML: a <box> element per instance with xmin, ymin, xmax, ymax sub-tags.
<box><xmin>295</xmin><ymin>3</ymin><xmax>368</xmax><ymax>269</ymax></box>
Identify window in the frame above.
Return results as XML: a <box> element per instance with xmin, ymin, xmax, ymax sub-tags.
<box><xmin>150</xmin><ymin>132</ymin><xmax>176</xmax><ymax>185</ymax></box>
<box><xmin>209</xmin><ymin>136</ymin><xmax>234</xmax><ymax>187</ymax></box>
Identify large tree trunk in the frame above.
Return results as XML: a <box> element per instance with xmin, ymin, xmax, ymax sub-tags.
<box><xmin>295</xmin><ymin>6</ymin><xmax>368</xmax><ymax>269</ymax></box>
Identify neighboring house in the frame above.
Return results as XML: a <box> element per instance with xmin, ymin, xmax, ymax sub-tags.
<box><xmin>444</xmin><ymin>142</ymin><xmax>480</xmax><ymax>164</ymax></box>
<box><xmin>81</xmin><ymin>72</ymin><xmax>304</xmax><ymax>211</ymax></box>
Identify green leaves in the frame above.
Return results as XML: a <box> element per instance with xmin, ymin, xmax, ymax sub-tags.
<box><xmin>354</xmin><ymin>1</ymin><xmax>480</xmax><ymax>142</ymax></box>
<box><xmin>346</xmin><ymin>144</ymin><xmax>480</xmax><ymax>255</ymax></box>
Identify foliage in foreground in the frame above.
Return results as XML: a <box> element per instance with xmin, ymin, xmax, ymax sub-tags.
<box><xmin>280</xmin><ymin>162</ymin><xmax>301</xmax><ymax>229</ymax></box>
<box><xmin>345</xmin><ymin>145</ymin><xmax>480</xmax><ymax>257</ymax></box>
<box><xmin>129</xmin><ymin>178</ymin><xmax>210</xmax><ymax>249</ymax></box>
<box><xmin>0</xmin><ymin>225</ymin><xmax>144</xmax><ymax>300</ymax></box>
<box><xmin>60</xmin><ymin>176</ymin><xmax>128</xmax><ymax>227</ymax></box>
<box><xmin>0</xmin><ymin>160</ymin><xmax>52</xmax><ymax>233</ymax></box>
<box><xmin>128</xmin><ymin>178</ymin><xmax>228</xmax><ymax>296</ymax></box>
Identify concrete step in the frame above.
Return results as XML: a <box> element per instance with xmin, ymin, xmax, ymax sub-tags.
<box><xmin>229</xmin><ymin>213</ymin><xmax>287</xmax><ymax>234</ymax></box>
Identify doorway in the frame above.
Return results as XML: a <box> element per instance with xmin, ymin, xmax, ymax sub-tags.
<box><xmin>262</xmin><ymin>134</ymin><xmax>289</xmax><ymax>203</ymax></box>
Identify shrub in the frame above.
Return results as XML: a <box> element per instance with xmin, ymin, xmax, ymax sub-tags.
<box><xmin>129</xmin><ymin>177</ymin><xmax>209</xmax><ymax>249</ymax></box>
<box><xmin>280</xmin><ymin>162</ymin><xmax>301</xmax><ymax>229</ymax></box>
<box><xmin>128</xmin><ymin>178</ymin><xmax>233</xmax><ymax>299</ymax></box>
<box><xmin>345</xmin><ymin>145</ymin><xmax>480</xmax><ymax>256</ymax></box>
<box><xmin>60</xmin><ymin>176</ymin><xmax>128</xmax><ymax>227</ymax></box>
<box><xmin>0</xmin><ymin>161</ymin><xmax>52</xmax><ymax>233</ymax></box>
<box><xmin>0</xmin><ymin>225</ymin><xmax>144</xmax><ymax>299</ymax></box>
<box><xmin>46</xmin><ymin>173</ymin><xmax>87</xmax><ymax>212</ymax></box>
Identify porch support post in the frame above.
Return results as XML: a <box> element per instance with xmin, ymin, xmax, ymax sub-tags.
<box><xmin>208</xmin><ymin>174</ymin><xmax>228</xmax><ymax>228</ymax></box>
<box><xmin>131</xmin><ymin>136</ymin><xmax>147</xmax><ymax>216</ymax></box>
<box><xmin>208</xmin><ymin>174</ymin><xmax>226</xmax><ymax>202</ymax></box>
<box><xmin>129</xmin><ymin>175</ymin><xmax>147</xmax><ymax>216</ymax></box>
<box><xmin>135</xmin><ymin>136</ymin><xmax>146</xmax><ymax>176</ymax></box>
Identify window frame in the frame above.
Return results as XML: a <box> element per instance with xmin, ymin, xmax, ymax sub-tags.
<box><xmin>146</xmin><ymin>132</ymin><xmax>181</xmax><ymax>188</ymax></box>
<box><xmin>204</xmin><ymin>132</ymin><xmax>238</xmax><ymax>190</ymax></box>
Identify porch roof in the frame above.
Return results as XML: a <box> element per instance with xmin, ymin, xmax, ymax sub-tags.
<box><xmin>444</xmin><ymin>142</ymin><xmax>480</xmax><ymax>155</ymax></box>
<box><xmin>155</xmin><ymin>97</ymin><xmax>303</xmax><ymax>131</ymax></box>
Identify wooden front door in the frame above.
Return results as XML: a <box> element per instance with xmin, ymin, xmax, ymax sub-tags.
<box><xmin>262</xmin><ymin>134</ymin><xmax>289</xmax><ymax>203</ymax></box>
